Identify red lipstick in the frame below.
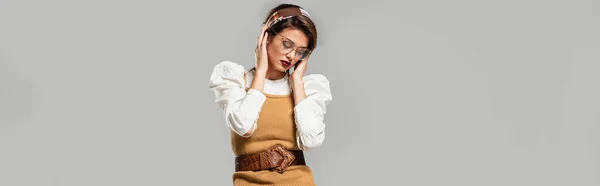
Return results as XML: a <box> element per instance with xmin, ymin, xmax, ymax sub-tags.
<box><xmin>280</xmin><ymin>60</ymin><xmax>290</xmax><ymax>67</ymax></box>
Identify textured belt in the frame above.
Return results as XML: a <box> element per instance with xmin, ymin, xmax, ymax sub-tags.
<box><xmin>235</xmin><ymin>144</ymin><xmax>306</xmax><ymax>173</ymax></box>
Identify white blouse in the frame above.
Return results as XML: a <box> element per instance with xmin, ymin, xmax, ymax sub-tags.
<box><xmin>208</xmin><ymin>60</ymin><xmax>332</xmax><ymax>150</ymax></box>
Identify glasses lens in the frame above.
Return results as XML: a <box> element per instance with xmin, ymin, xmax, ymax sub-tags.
<box><xmin>282</xmin><ymin>40</ymin><xmax>293</xmax><ymax>49</ymax></box>
<box><xmin>296</xmin><ymin>49</ymin><xmax>310</xmax><ymax>59</ymax></box>
<box><xmin>279</xmin><ymin>35</ymin><xmax>310</xmax><ymax>59</ymax></box>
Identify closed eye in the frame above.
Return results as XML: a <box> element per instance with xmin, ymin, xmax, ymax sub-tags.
<box><xmin>282</xmin><ymin>40</ymin><xmax>294</xmax><ymax>48</ymax></box>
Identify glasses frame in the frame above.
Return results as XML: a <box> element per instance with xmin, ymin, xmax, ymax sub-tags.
<box><xmin>272</xmin><ymin>30</ymin><xmax>312</xmax><ymax>60</ymax></box>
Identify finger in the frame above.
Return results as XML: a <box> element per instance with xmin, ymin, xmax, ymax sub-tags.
<box><xmin>260</xmin><ymin>23</ymin><xmax>269</xmax><ymax>39</ymax></box>
<box><xmin>296</xmin><ymin>62</ymin><xmax>305</xmax><ymax>71</ymax></box>
<box><xmin>256</xmin><ymin>32</ymin><xmax>267</xmax><ymax>54</ymax></box>
<box><xmin>257</xmin><ymin>25</ymin><xmax>267</xmax><ymax>48</ymax></box>
<box><xmin>259</xmin><ymin>26</ymin><xmax>265</xmax><ymax>39</ymax></box>
<box><xmin>264</xmin><ymin>17</ymin><xmax>273</xmax><ymax>29</ymax></box>
<box><xmin>261</xmin><ymin>32</ymin><xmax>269</xmax><ymax>50</ymax></box>
<box><xmin>297</xmin><ymin>60</ymin><xmax>308</xmax><ymax>71</ymax></box>
<box><xmin>257</xmin><ymin>33</ymin><xmax>262</xmax><ymax>50</ymax></box>
<box><xmin>258</xmin><ymin>32</ymin><xmax>266</xmax><ymax>50</ymax></box>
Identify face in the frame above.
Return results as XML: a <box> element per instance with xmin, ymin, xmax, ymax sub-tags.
<box><xmin>266</xmin><ymin>28</ymin><xmax>310</xmax><ymax>72</ymax></box>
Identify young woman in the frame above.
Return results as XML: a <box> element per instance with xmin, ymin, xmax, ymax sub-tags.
<box><xmin>208</xmin><ymin>3</ymin><xmax>332</xmax><ymax>186</ymax></box>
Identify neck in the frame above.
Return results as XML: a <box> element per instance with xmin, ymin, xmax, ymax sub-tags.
<box><xmin>264</xmin><ymin>64</ymin><xmax>287</xmax><ymax>80</ymax></box>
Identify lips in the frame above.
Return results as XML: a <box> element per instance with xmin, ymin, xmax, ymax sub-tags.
<box><xmin>280</xmin><ymin>60</ymin><xmax>290</xmax><ymax>67</ymax></box>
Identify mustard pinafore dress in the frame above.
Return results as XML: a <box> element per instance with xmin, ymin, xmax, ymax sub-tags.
<box><xmin>229</xmin><ymin>72</ymin><xmax>316</xmax><ymax>186</ymax></box>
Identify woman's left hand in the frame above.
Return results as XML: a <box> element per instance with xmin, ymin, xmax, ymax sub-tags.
<box><xmin>290</xmin><ymin>58</ymin><xmax>308</xmax><ymax>104</ymax></box>
<box><xmin>291</xmin><ymin>58</ymin><xmax>308</xmax><ymax>80</ymax></box>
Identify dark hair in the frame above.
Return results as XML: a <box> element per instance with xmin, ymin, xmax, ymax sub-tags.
<box><xmin>246</xmin><ymin>4</ymin><xmax>318</xmax><ymax>75</ymax></box>
<box><xmin>263</xmin><ymin>4</ymin><xmax>318</xmax><ymax>51</ymax></box>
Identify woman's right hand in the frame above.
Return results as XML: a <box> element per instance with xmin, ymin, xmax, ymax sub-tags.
<box><xmin>254</xmin><ymin>23</ymin><xmax>269</xmax><ymax>73</ymax></box>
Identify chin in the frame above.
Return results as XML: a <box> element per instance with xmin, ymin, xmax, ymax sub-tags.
<box><xmin>270</xmin><ymin>62</ymin><xmax>287</xmax><ymax>72</ymax></box>
<box><xmin>276</xmin><ymin>66</ymin><xmax>288</xmax><ymax>72</ymax></box>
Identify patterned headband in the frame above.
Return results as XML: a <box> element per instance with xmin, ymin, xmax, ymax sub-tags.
<box><xmin>266</xmin><ymin>7</ymin><xmax>312</xmax><ymax>28</ymax></box>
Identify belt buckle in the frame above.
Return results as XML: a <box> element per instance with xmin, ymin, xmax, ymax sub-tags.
<box><xmin>269</xmin><ymin>144</ymin><xmax>296</xmax><ymax>174</ymax></box>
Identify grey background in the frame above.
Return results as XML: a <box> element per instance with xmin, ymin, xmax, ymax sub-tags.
<box><xmin>1</xmin><ymin>0</ymin><xmax>599</xmax><ymax>185</ymax></box>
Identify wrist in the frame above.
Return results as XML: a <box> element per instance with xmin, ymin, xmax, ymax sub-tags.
<box><xmin>290</xmin><ymin>77</ymin><xmax>303</xmax><ymax>89</ymax></box>
<box><xmin>254</xmin><ymin>69</ymin><xmax>267</xmax><ymax>77</ymax></box>
<box><xmin>291</xmin><ymin>74</ymin><xmax>303</xmax><ymax>81</ymax></box>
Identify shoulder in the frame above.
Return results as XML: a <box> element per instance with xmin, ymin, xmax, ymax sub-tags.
<box><xmin>209</xmin><ymin>61</ymin><xmax>250</xmax><ymax>88</ymax></box>
<box><xmin>304</xmin><ymin>74</ymin><xmax>329</xmax><ymax>81</ymax></box>
<box><xmin>302</xmin><ymin>74</ymin><xmax>330</xmax><ymax>88</ymax></box>
<box><xmin>302</xmin><ymin>73</ymin><xmax>332</xmax><ymax>98</ymax></box>
<box><xmin>211</xmin><ymin>60</ymin><xmax>247</xmax><ymax>77</ymax></box>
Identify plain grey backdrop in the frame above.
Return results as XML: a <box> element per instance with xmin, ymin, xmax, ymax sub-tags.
<box><xmin>1</xmin><ymin>0</ymin><xmax>599</xmax><ymax>185</ymax></box>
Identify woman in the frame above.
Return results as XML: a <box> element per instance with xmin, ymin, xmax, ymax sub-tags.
<box><xmin>208</xmin><ymin>3</ymin><xmax>332</xmax><ymax>186</ymax></box>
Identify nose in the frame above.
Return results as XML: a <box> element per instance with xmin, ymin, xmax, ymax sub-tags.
<box><xmin>285</xmin><ymin>50</ymin><xmax>296</xmax><ymax>60</ymax></box>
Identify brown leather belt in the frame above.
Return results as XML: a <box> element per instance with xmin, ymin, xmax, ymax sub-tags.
<box><xmin>235</xmin><ymin>144</ymin><xmax>305</xmax><ymax>173</ymax></box>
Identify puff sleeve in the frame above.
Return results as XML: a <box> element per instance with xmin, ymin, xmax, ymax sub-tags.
<box><xmin>208</xmin><ymin>61</ymin><xmax>266</xmax><ymax>137</ymax></box>
<box><xmin>293</xmin><ymin>74</ymin><xmax>333</xmax><ymax>150</ymax></box>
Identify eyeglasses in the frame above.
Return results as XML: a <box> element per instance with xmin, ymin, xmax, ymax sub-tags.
<box><xmin>273</xmin><ymin>31</ymin><xmax>312</xmax><ymax>60</ymax></box>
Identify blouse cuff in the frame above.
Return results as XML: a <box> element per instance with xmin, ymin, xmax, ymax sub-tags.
<box><xmin>293</xmin><ymin>98</ymin><xmax>324</xmax><ymax>133</ymax></box>
<box><xmin>228</xmin><ymin>88</ymin><xmax>266</xmax><ymax>136</ymax></box>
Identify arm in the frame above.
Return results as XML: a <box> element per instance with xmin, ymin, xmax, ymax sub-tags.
<box><xmin>240</xmin><ymin>69</ymin><xmax>267</xmax><ymax>136</ymax></box>
<box><xmin>290</xmin><ymin>74</ymin><xmax>333</xmax><ymax>150</ymax></box>
<box><xmin>208</xmin><ymin>61</ymin><xmax>266</xmax><ymax>137</ymax></box>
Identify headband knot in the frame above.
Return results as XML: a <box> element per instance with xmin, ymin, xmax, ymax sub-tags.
<box><xmin>267</xmin><ymin>7</ymin><xmax>312</xmax><ymax>28</ymax></box>
<box><xmin>299</xmin><ymin>8</ymin><xmax>311</xmax><ymax>18</ymax></box>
